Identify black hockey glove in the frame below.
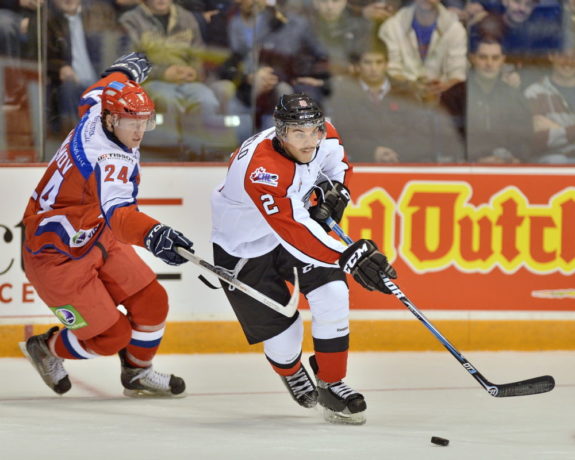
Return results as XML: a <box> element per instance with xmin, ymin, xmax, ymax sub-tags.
<box><xmin>338</xmin><ymin>239</ymin><xmax>397</xmax><ymax>294</ymax></box>
<box><xmin>145</xmin><ymin>224</ymin><xmax>193</xmax><ymax>266</ymax></box>
<box><xmin>310</xmin><ymin>181</ymin><xmax>350</xmax><ymax>232</ymax></box>
<box><xmin>101</xmin><ymin>52</ymin><xmax>152</xmax><ymax>84</ymax></box>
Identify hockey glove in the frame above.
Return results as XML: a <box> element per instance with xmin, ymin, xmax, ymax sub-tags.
<box><xmin>145</xmin><ymin>224</ymin><xmax>193</xmax><ymax>266</ymax></box>
<box><xmin>101</xmin><ymin>52</ymin><xmax>152</xmax><ymax>84</ymax></box>
<box><xmin>338</xmin><ymin>239</ymin><xmax>397</xmax><ymax>293</ymax></box>
<box><xmin>310</xmin><ymin>181</ymin><xmax>350</xmax><ymax>232</ymax></box>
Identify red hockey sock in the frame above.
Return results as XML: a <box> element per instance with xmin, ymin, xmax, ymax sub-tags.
<box><xmin>314</xmin><ymin>350</ymin><xmax>348</xmax><ymax>383</ymax></box>
<box><xmin>122</xmin><ymin>280</ymin><xmax>169</xmax><ymax>367</ymax></box>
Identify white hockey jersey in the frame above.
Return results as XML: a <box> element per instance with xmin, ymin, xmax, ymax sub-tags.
<box><xmin>211</xmin><ymin>122</ymin><xmax>352</xmax><ymax>267</ymax></box>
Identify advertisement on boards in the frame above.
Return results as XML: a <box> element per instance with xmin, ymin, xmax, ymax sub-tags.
<box><xmin>1</xmin><ymin>165</ymin><xmax>574</xmax><ymax>327</ymax></box>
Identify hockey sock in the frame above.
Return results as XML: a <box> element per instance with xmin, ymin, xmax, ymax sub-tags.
<box><xmin>124</xmin><ymin>326</ymin><xmax>165</xmax><ymax>367</ymax></box>
<box><xmin>266</xmin><ymin>353</ymin><xmax>302</xmax><ymax>376</ymax></box>
<box><xmin>313</xmin><ymin>335</ymin><xmax>349</xmax><ymax>382</ymax></box>
<box><xmin>51</xmin><ymin>328</ymin><xmax>100</xmax><ymax>360</ymax></box>
<box><xmin>122</xmin><ymin>280</ymin><xmax>169</xmax><ymax>368</ymax></box>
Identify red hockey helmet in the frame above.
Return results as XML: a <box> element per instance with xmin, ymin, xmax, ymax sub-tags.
<box><xmin>101</xmin><ymin>80</ymin><xmax>156</xmax><ymax>131</ymax></box>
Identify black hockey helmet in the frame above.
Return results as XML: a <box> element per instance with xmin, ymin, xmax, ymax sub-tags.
<box><xmin>273</xmin><ymin>93</ymin><xmax>325</xmax><ymax>138</ymax></box>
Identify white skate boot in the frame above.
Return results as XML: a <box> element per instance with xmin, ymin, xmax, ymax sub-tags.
<box><xmin>119</xmin><ymin>350</ymin><xmax>186</xmax><ymax>398</ymax></box>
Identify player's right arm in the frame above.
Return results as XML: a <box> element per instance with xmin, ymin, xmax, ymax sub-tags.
<box><xmin>243</xmin><ymin>146</ymin><xmax>346</xmax><ymax>267</ymax></box>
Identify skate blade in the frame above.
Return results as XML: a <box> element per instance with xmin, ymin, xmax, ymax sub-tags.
<box><xmin>322</xmin><ymin>407</ymin><xmax>366</xmax><ymax>425</ymax></box>
<box><xmin>18</xmin><ymin>341</ymin><xmax>30</xmax><ymax>360</ymax></box>
<box><xmin>123</xmin><ymin>388</ymin><xmax>187</xmax><ymax>399</ymax></box>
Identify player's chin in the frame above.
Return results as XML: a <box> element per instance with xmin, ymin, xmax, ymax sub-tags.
<box><xmin>300</xmin><ymin>150</ymin><xmax>316</xmax><ymax>161</ymax></box>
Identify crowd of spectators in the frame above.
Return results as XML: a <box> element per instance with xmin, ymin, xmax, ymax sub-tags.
<box><xmin>0</xmin><ymin>0</ymin><xmax>573</xmax><ymax>163</ymax></box>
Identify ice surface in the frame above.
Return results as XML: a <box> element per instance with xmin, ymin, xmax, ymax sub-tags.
<box><xmin>1</xmin><ymin>351</ymin><xmax>573</xmax><ymax>460</ymax></box>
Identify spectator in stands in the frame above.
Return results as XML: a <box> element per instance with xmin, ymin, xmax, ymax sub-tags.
<box><xmin>327</xmin><ymin>43</ymin><xmax>463</xmax><ymax>163</ymax></box>
<box><xmin>223</xmin><ymin>0</ymin><xmax>329</xmax><ymax>132</ymax></box>
<box><xmin>310</xmin><ymin>0</ymin><xmax>370</xmax><ymax>76</ymax></box>
<box><xmin>378</xmin><ymin>0</ymin><xmax>467</xmax><ymax>102</ymax></box>
<box><xmin>564</xmin><ymin>0</ymin><xmax>575</xmax><ymax>50</ymax></box>
<box><xmin>120</xmin><ymin>0</ymin><xmax>237</xmax><ymax>158</ymax></box>
<box><xmin>347</xmin><ymin>0</ymin><xmax>397</xmax><ymax>24</ymax></box>
<box><xmin>469</xmin><ymin>0</ymin><xmax>563</xmax><ymax>64</ymax></box>
<box><xmin>27</xmin><ymin>0</ymin><xmax>121</xmax><ymax>135</ymax></box>
<box><xmin>524</xmin><ymin>44</ymin><xmax>575</xmax><ymax>163</ymax></box>
<box><xmin>104</xmin><ymin>0</ymin><xmax>141</xmax><ymax>14</ymax></box>
<box><xmin>0</xmin><ymin>0</ymin><xmax>43</xmax><ymax>106</ymax></box>
<box><xmin>176</xmin><ymin>0</ymin><xmax>234</xmax><ymax>48</ymax></box>
<box><xmin>441</xmin><ymin>38</ymin><xmax>533</xmax><ymax>163</ymax></box>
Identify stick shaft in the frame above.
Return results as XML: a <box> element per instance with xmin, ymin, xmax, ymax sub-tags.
<box><xmin>325</xmin><ymin>217</ymin><xmax>554</xmax><ymax>397</ymax></box>
<box><xmin>176</xmin><ymin>247</ymin><xmax>299</xmax><ymax>318</ymax></box>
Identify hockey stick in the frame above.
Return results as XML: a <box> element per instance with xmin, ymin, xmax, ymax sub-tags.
<box><xmin>325</xmin><ymin>217</ymin><xmax>555</xmax><ymax>397</ymax></box>
<box><xmin>176</xmin><ymin>247</ymin><xmax>299</xmax><ymax>318</ymax></box>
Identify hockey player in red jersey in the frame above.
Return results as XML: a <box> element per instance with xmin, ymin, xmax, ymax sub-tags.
<box><xmin>21</xmin><ymin>53</ymin><xmax>194</xmax><ymax>397</ymax></box>
<box><xmin>211</xmin><ymin>93</ymin><xmax>397</xmax><ymax>424</ymax></box>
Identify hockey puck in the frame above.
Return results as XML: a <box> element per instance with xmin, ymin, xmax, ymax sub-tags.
<box><xmin>431</xmin><ymin>436</ymin><xmax>449</xmax><ymax>446</ymax></box>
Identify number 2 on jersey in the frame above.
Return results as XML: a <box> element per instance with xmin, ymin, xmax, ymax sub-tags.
<box><xmin>261</xmin><ymin>194</ymin><xmax>279</xmax><ymax>215</ymax></box>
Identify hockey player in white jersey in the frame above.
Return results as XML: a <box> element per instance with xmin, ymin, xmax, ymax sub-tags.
<box><xmin>211</xmin><ymin>93</ymin><xmax>397</xmax><ymax>424</ymax></box>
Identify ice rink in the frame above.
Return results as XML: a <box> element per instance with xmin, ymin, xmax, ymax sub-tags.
<box><xmin>1</xmin><ymin>351</ymin><xmax>574</xmax><ymax>460</ymax></box>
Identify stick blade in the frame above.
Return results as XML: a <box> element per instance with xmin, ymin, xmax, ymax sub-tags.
<box><xmin>284</xmin><ymin>268</ymin><xmax>300</xmax><ymax>317</ymax></box>
<box><xmin>493</xmin><ymin>375</ymin><xmax>555</xmax><ymax>397</ymax></box>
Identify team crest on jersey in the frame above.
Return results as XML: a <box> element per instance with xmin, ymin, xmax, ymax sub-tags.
<box><xmin>250</xmin><ymin>167</ymin><xmax>279</xmax><ymax>187</ymax></box>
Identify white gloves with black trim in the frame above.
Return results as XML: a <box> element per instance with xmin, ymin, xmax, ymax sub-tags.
<box><xmin>338</xmin><ymin>239</ymin><xmax>397</xmax><ymax>294</ymax></box>
<box><xmin>101</xmin><ymin>52</ymin><xmax>152</xmax><ymax>84</ymax></box>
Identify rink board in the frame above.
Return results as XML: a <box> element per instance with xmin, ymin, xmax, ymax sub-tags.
<box><xmin>1</xmin><ymin>164</ymin><xmax>574</xmax><ymax>355</ymax></box>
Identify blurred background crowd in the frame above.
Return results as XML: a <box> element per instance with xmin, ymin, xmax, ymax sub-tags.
<box><xmin>0</xmin><ymin>0</ymin><xmax>573</xmax><ymax>163</ymax></box>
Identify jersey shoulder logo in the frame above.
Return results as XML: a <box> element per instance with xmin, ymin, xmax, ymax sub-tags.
<box><xmin>250</xmin><ymin>167</ymin><xmax>279</xmax><ymax>187</ymax></box>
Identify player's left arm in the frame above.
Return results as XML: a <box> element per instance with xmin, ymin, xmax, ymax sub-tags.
<box><xmin>95</xmin><ymin>153</ymin><xmax>157</xmax><ymax>246</ymax></box>
<box><xmin>95</xmin><ymin>155</ymin><xmax>193</xmax><ymax>265</ymax></box>
<box><xmin>310</xmin><ymin>122</ymin><xmax>353</xmax><ymax>231</ymax></box>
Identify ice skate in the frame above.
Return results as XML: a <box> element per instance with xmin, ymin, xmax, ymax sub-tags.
<box><xmin>309</xmin><ymin>355</ymin><xmax>366</xmax><ymax>425</ymax></box>
<box><xmin>119</xmin><ymin>350</ymin><xmax>186</xmax><ymax>398</ymax></box>
<box><xmin>280</xmin><ymin>364</ymin><xmax>318</xmax><ymax>408</ymax></box>
<box><xmin>19</xmin><ymin>326</ymin><xmax>71</xmax><ymax>395</ymax></box>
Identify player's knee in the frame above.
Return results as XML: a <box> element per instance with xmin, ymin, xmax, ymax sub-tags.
<box><xmin>123</xmin><ymin>280</ymin><xmax>169</xmax><ymax>325</ymax></box>
<box><xmin>264</xmin><ymin>318</ymin><xmax>304</xmax><ymax>367</ymax></box>
<box><xmin>83</xmin><ymin>315</ymin><xmax>132</xmax><ymax>356</ymax></box>
<box><xmin>307</xmin><ymin>281</ymin><xmax>349</xmax><ymax>324</ymax></box>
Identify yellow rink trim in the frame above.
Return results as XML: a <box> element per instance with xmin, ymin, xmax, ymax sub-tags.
<box><xmin>2</xmin><ymin>320</ymin><xmax>575</xmax><ymax>357</ymax></box>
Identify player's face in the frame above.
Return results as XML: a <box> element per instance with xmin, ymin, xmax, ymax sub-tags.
<box><xmin>471</xmin><ymin>43</ymin><xmax>505</xmax><ymax>80</ymax></box>
<box><xmin>108</xmin><ymin>116</ymin><xmax>149</xmax><ymax>149</ymax></box>
<box><xmin>358</xmin><ymin>52</ymin><xmax>387</xmax><ymax>85</ymax></box>
<box><xmin>502</xmin><ymin>0</ymin><xmax>537</xmax><ymax>25</ymax></box>
<box><xmin>313</xmin><ymin>0</ymin><xmax>347</xmax><ymax>22</ymax></box>
<box><xmin>281</xmin><ymin>125</ymin><xmax>325</xmax><ymax>163</ymax></box>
